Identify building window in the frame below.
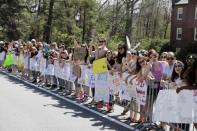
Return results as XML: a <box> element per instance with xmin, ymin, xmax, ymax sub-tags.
<box><xmin>177</xmin><ymin>8</ymin><xmax>183</xmax><ymax>20</ymax></box>
<box><xmin>194</xmin><ymin>28</ymin><xmax>197</xmax><ymax>41</ymax></box>
<box><xmin>195</xmin><ymin>7</ymin><xmax>197</xmax><ymax>19</ymax></box>
<box><xmin>176</xmin><ymin>28</ymin><xmax>182</xmax><ymax>40</ymax></box>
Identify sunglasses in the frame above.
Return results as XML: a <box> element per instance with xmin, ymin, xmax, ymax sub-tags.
<box><xmin>131</xmin><ymin>52</ymin><xmax>137</xmax><ymax>55</ymax></box>
<box><xmin>160</xmin><ymin>56</ymin><xmax>166</xmax><ymax>59</ymax></box>
<box><xmin>167</xmin><ymin>57</ymin><xmax>174</xmax><ymax>60</ymax></box>
<box><xmin>186</xmin><ymin>59</ymin><xmax>195</xmax><ymax>63</ymax></box>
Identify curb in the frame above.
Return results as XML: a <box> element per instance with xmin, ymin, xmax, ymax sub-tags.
<box><xmin>0</xmin><ymin>71</ymin><xmax>135</xmax><ymax>131</ymax></box>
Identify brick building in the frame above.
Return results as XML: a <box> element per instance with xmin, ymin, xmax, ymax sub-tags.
<box><xmin>171</xmin><ymin>0</ymin><xmax>197</xmax><ymax>48</ymax></box>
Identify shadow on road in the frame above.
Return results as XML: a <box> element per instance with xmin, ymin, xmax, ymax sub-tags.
<box><xmin>0</xmin><ymin>73</ymin><xmax>134</xmax><ymax>131</ymax></box>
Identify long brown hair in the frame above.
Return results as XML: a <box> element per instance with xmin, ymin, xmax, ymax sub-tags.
<box><xmin>136</xmin><ymin>56</ymin><xmax>146</xmax><ymax>73</ymax></box>
<box><xmin>171</xmin><ymin>61</ymin><xmax>184</xmax><ymax>82</ymax></box>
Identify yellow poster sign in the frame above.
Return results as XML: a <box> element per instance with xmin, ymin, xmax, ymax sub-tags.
<box><xmin>93</xmin><ymin>58</ymin><xmax>108</xmax><ymax>74</ymax></box>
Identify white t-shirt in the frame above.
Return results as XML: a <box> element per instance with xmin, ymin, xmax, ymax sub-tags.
<box><xmin>45</xmin><ymin>64</ymin><xmax>54</xmax><ymax>76</ymax></box>
<box><xmin>36</xmin><ymin>50</ymin><xmax>43</xmax><ymax>58</ymax></box>
<box><xmin>39</xmin><ymin>57</ymin><xmax>46</xmax><ymax>75</ymax></box>
<box><xmin>175</xmin><ymin>77</ymin><xmax>182</xmax><ymax>86</ymax></box>
<box><xmin>161</xmin><ymin>62</ymin><xmax>168</xmax><ymax>71</ymax></box>
<box><xmin>164</xmin><ymin>64</ymin><xmax>174</xmax><ymax>79</ymax></box>
<box><xmin>169</xmin><ymin>77</ymin><xmax>183</xmax><ymax>89</ymax></box>
<box><xmin>30</xmin><ymin>57</ymin><xmax>38</xmax><ymax>71</ymax></box>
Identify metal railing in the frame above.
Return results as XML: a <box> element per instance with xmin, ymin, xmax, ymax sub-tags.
<box><xmin>1</xmin><ymin>60</ymin><xmax>196</xmax><ymax>131</ymax></box>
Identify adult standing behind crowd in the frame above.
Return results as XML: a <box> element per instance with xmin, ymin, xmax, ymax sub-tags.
<box><xmin>162</xmin><ymin>52</ymin><xmax>176</xmax><ymax>81</ymax></box>
<box><xmin>95</xmin><ymin>38</ymin><xmax>108</xmax><ymax>60</ymax></box>
<box><xmin>89</xmin><ymin>38</ymin><xmax>108</xmax><ymax>107</ymax></box>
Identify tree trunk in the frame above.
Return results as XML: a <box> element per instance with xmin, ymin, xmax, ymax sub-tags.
<box><xmin>43</xmin><ymin>0</ymin><xmax>55</xmax><ymax>43</ymax></box>
<box><xmin>152</xmin><ymin>6</ymin><xmax>159</xmax><ymax>38</ymax></box>
<box><xmin>145</xmin><ymin>17</ymin><xmax>150</xmax><ymax>37</ymax></box>
<box><xmin>110</xmin><ymin>0</ymin><xmax>119</xmax><ymax>37</ymax></box>
<box><xmin>82</xmin><ymin>7</ymin><xmax>86</xmax><ymax>43</ymax></box>
<box><xmin>125</xmin><ymin>0</ymin><xmax>134</xmax><ymax>44</ymax></box>
<box><xmin>136</xmin><ymin>6</ymin><xmax>142</xmax><ymax>42</ymax></box>
<box><xmin>163</xmin><ymin>8</ymin><xmax>170</xmax><ymax>39</ymax></box>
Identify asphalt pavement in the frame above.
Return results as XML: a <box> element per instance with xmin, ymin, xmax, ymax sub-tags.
<box><xmin>0</xmin><ymin>73</ymin><xmax>132</xmax><ymax>131</ymax></box>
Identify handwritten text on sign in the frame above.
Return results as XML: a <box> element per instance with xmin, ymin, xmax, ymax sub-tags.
<box><xmin>109</xmin><ymin>73</ymin><xmax>121</xmax><ymax>94</ymax></box>
<box><xmin>133</xmin><ymin>79</ymin><xmax>147</xmax><ymax>105</ymax></box>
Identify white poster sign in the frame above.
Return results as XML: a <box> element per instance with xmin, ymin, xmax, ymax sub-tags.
<box><xmin>192</xmin><ymin>90</ymin><xmax>197</xmax><ymax>122</ymax></box>
<box><xmin>62</xmin><ymin>63</ymin><xmax>70</xmax><ymax>80</ymax></box>
<box><xmin>119</xmin><ymin>75</ymin><xmax>137</xmax><ymax>101</ymax></box>
<box><xmin>39</xmin><ymin>57</ymin><xmax>46</xmax><ymax>75</ymax></box>
<box><xmin>30</xmin><ymin>58</ymin><xmax>38</xmax><ymax>71</ymax></box>
<box><xmin>85</xmin><ymin>68</ymin><xmax>95</xmax><ymax>88</ymax></box>
<box><xmin>77</xmin><ymin>65</ymin><xmax>86</xmax><ymax>85</ymax></box>
<box><xmin>68</xmin><ymin>63</ymin><xmax>77</xmax><ymax>82</ymax></box>
<box><xmin>54</xmin><ymin>60</ymin><xmax>60</xmax><ymax>77</ymax></box>
<box><xmin>108</xmin><ymin>72</ymin><xmax>121</xmax><ymax>94</ymax></box>
<box><xmin>24</xmin><ymin>55</ymin><xmax>29</xmax><ymax>70</ymax></box>
<box><xmin>95</xmin><ymin>72</ymin><xmax>109</xmax><ymax>102</ymax></box>
<box><xmin>153</xmin><ymin>90</ymin><xmax>193</xmax><ymax>123</ymax></box>
<box><xmin>134</xmin><ymin>79</ymin><xmax>148</xmax><ymax>105</ymax></box>
<box><xmin>45</xmin><ymin>64</ymin><xmax>54</xmax><ymax>76</ymax></box>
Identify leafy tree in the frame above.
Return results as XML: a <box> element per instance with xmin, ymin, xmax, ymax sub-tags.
<box><xmin>0</xmin><ymin>0</ymin><xmax>22</xmax><ymax>40</ymax></box>
<box><xmin>0</xmin><ymin>0</ymin><xmax>172</xmax><ymax>53</ymax></box>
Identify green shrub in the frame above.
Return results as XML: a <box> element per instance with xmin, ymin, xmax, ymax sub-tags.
<box><xmin>140</xmin><ymin>38</ymin><xmax>170</xmax><ymax>53</ymax></box>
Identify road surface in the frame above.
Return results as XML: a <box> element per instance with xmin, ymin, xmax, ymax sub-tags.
<box><xmin>0</xmin><ymin>73</ymin><xmax>131</xmax><ymax>131</ymax></box>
